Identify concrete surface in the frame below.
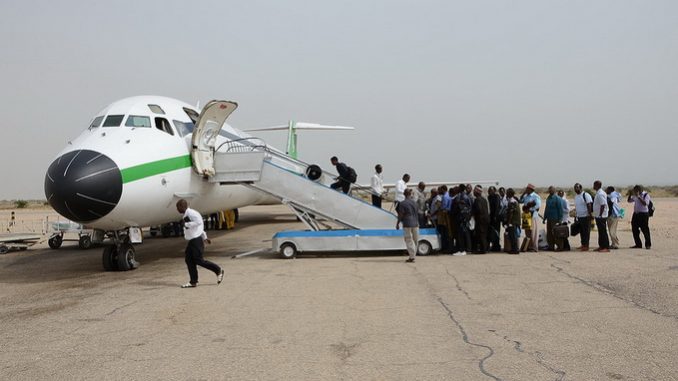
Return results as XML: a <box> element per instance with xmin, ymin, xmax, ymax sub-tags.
<box><xmin>1</xmin><ymin>202</ymin><xmax>677</xmax><ymax>380</ymax></box>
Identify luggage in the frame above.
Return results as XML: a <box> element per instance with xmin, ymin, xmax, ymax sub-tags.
<box><xmin>554</xmin><ymin>224</ymin><xmax>569</xmax><ymax>239</ymax></box>
<box><xmin>503</xmin><ymin>232</ymin><xmax>511</xmax><ymax>253</ymax></box>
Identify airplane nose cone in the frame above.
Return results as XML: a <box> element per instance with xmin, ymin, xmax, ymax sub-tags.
<box><xmin>44</xmin><ymin>150</ymin><xmax>122</xmax><ymax>223</ymax></box>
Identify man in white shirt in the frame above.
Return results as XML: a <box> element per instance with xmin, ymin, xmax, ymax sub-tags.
<box><xmin>370</xmin><ymin>164</ymin><xmax>384</xmax><ymax>208</ymax></box>
<box><xmin>557</xmin><ymin>189</ymin><xmax>571</xmax><ymax>251</ymax></box>
<box><xmin>176</xmin><ymin>199</ymin><xmax>224</xmax><ymax>288</ymax></box>
<box><xmin>394</xmin><ymin>173</ymin><xmax>410</xmax><ymax>208</ymax></box>
<box><xmin>592</xmin><ymin>180</ymin><xmax>610</xmax><ymax>252</ymax></box>
<box><xmin>573</xmin><ymin>183</ymin><xmax>593</xmax><ymax>251</ymax></box>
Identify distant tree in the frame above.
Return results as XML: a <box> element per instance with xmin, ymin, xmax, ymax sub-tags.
<box><xmin>14</xmin><ymin>200</ymin><xmax>28</xmax><ymax>209</ymax></box>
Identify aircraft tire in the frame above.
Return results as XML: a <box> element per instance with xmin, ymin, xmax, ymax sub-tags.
<box><xmin>79</xmin><ymin>235</ymin><xmax>93</xmax><ymax>250</ymax></box>
<box><xmin>116</xmin><ymin>243</ymin><xmax>137</xmax><ymax>271</ymax></box>
<box><xmin>161</xmin><ymin>225</ymin><xmax>172</xmax><ymax>238</ymax></box>
<box><xmin>279</xmin><ymin>242</ymin><xmax>297</xmax><ymax>259</ymax></box>
<box><xmin>102</xmin><ymin>246</ymin><xmax>117</xmax><ymax>271</ymax></box>
<box><xmin>416</xmin><ymin>240</ymin><xmax>433</xmax><ymax>256</ymax></box>
<box><xmin>48</xmin><ymin>235</ymin><xmax>63</xmax><ymax>250</ymax></box>
<box><xmin>0</xmin><ymin>245</ymin><xmax>8</xmax><ymax>255</ymax></box>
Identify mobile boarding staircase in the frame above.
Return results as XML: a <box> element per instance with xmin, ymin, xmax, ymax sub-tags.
<box><xmin>208</xmin><ymin>138</ymin><xmax>439</xmax><ymax>258</ymax></box>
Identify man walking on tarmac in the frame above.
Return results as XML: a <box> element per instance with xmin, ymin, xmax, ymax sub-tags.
<box><xmin>396</xmin><ymin>189</ymin><xmax>419</xmax><ymax>263</ymax></box>
<box><xmin>176</xmin><ymin>199</ymin><xmax>224</xmax><ymax>288</ymax></box>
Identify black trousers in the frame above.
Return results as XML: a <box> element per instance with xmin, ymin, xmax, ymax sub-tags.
<box><xmin>631</xmin><ymin>212</ymin><xmax>651</xmax><ymax>248</ymax></box>
<box><xmin>488</xmin><ymin>220</ymin><xmax>501</xmax><ymax>251</ymax></box>
<box><xmin>371</xmin><ymin>195</ymin><xmax>382</xmax><ymax>208</ymax></box>
<box><xmin>437</xmin><ymin>223</ymin><xmax>449</xmax><ymax>252</ymax></box>
<box><xmin>331</xmin><ymin>180</ymin><xmax>350</xmax><ymax>194</ymax></box>
<box><xmin>185</xmin><ymin>237</ymin><xmax>221</xmax><ymax>285</ymax></box>
<box><xmin>474</xmin><ymin>220</ymin><xmax>489</xmax><ymax>253</ymax></box>
<box><xmin>579</xmin><ymin>216</ymin><xmax>591</xmax><ymax>247</ymax></box>
<box><xmin>595</xmin><ymin>217</ymin><xmax>610</xmax><ymax>249</ymax></box>
<box><xmin>506</xmin><ymin>225</ymin><xmax>519</xmax><ymax>253</ymax></box>
<box><xmin>456</xmin><ymin>220</ymin><xmax>472</xmax><ymax>253</ymax></box>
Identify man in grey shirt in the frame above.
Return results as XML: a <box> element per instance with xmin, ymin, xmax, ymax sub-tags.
<box><xmin>396</xmin><ymin>189</ymin><xmax>420</xmax><ymax>263</ymax></box>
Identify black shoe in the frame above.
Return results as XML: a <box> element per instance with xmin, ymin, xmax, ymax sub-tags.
<box><xmin>645</xmin><ymin>246</ymin><xmax>651</xmax><ymax>250</ymax></box>
<box><xmin>406</xmin><ymin>258</ymin><xmax>415</xmax><ymax>263</ymax></box>
<box><xmin>629</xmin><ymin>246</ymin><xmax>642</xmax><ymax>249</ymax></box>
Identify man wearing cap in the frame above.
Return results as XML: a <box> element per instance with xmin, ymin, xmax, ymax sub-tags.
<box><xmin>520</xmin><ymin>184</ymin><xmax>542</xmax><ymax>252</ymax></box>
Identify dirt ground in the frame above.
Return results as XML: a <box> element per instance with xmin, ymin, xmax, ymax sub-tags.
<box><xmin>1</xmin><ymin>200</ymin><xmax>677</xmax><ymax>380</ymax></box>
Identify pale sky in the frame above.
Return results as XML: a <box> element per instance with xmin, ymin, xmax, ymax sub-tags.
<box><xmin>1</xmin><ymin>0</ymin><xmax>677</xmax><ymax>199</ymax></box>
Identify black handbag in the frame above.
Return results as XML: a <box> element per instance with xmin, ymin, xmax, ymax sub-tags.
<box><xmin>570</xmin><ymin>218</ymin><xmax>581</xmax><ymax>236</ymax></box>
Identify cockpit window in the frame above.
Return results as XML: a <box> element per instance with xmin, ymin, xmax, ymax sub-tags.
<box><xmin>173</xmin><ymin>120</ymin><xmax>195</xmax><ymax>137</ymax></box>
<box><xmin>89</xmin><ymin>116</ymin><xmax>104</xmax><ymax>128</ymax></box>
<box><xmin>102</xmin><ymin>115</ymin><xmax>124</xmax><ymax>127</ymax></box>
<box><xmin>125</xmin><ymin>115</ymin><xmax>151</xmax><ymax>128</ymax></box>
<box><xmin>155</xmin><ymin>117</ymin><xmax>174</xmax><ymax>136</ymax></box>
<box><xmin>148</xmin><ymin>104</ymin><xmax>165</xmax><ymax>114</ymax></box>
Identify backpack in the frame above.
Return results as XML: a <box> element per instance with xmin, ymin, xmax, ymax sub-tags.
<box><xmin>346</xmin><ymin>167</ymin><xmax>357</xmax><ymax>183</ymax></box>
<box><xmin>648</xmin><ymin>199</ymin><xmax>655</xmax><ymax>217</ymax></box>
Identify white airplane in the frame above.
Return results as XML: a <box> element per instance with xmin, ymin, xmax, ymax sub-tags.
<box><xmin>44</xmin><ymin>95</ymin><xmax>357</xmax><ymax>270</ymax></box>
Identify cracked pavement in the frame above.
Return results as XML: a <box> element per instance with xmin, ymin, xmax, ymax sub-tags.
<box><xmin>1</xmin><ymin>202</ymin><xmax>677</xmax><ymax>380</ymax></box>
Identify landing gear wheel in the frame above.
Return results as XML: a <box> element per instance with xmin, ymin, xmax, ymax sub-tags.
<box><xmin>233</xmin><ymin>208</ymin><xmax>239</xmax><ymax>223</ymax></box>
<box><xmin>102</xmin><ymin>246</ymin><xmax>118</xmax><ymax>271</ymax></box>
<box><xmin>78</xmin><ymin>235</ymin><xmax>93</xmax><ymax>250</ymax></box>
<box><xmin>0</xmin><ymin>245</ymin><xmax>8</xmax><ymax>255</ymax></box>
<box><xmin>116</xmin><ymin>243</ymin><xmax>138</xmax><ymax>271</ymax></box>
<box><xmin>417</xmin><ymin>240</ymin><xmax>433</xmax><ymax>256</ymax></box>
<box><xmin>161</xmin><ymin>225</ymin><xmax>172</xmax><ymax>238</ymax></box>
<box><xmin>279</xmin><ymin>243</ymin><xmax>297</xmax><ymax>259</ymax></box>
<box><xmin>48</xmin><ymin>235</ymin><xmax>63</xmax><ymax>249</ymax></box>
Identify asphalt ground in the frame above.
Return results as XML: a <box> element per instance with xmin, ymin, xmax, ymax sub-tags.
<box><xmin>1</xmin><ymin>202</ymin><xmax>677</xmax><ymax>380</ymax></box>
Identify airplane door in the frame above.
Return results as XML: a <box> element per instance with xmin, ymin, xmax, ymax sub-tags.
<box><xmin>191</xmin><ymin>100</ymin><xmax>238</xmax><ymax>176</ymax></box>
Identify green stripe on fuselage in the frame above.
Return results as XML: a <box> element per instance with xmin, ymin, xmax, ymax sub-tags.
<box><xmin>121</xmin><ymin>155</ymin><xmax>192</xmax><ymax>183</ymax></box>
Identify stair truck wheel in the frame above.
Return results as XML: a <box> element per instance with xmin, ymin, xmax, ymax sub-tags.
<box><xmin>280</xmin><ymin>242</ymin><xmax>297</xmax><ymax>259</ymax></box>
<box><xmin>48</xmin><ymin>235</ymin><xmax>63</xmax><ymax>249</ymax></box>
<box><xmin>417</xmin><ymin>240</ymin><xmax>433</xmax><ymax>256</ymax></box>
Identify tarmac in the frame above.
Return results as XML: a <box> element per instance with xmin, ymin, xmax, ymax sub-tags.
<box><xmin>1</xmin><ymin>202</ymin><xmax>677</xmax><ymax>380</ymax></box>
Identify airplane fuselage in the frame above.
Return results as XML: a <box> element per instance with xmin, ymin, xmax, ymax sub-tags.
<box><xmin>45</xmin><ymin>96</ymin><xmax>274</xmax><ymax>231</ymax></box>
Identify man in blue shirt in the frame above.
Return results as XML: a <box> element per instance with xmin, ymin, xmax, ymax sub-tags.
<box><xmin>543</xmin><ymin>186</ymin><xmax>563</xmax><ymax>251</ymax></box>
<box><xmin>520</xmin><ymin>183</ymin><xmax>542</xmax><ymax>252</ymax></box>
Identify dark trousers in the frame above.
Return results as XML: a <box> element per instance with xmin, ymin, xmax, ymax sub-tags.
<box><xmin>506</xmin><ymin>225</ymin><xmax>519</xmax><ymax>253</ymax></box>
<box><xmin>371</xmin><ymin>195</ymin><xmax>382</xmax><ymax>208</ymax></box>
<box><xmin>418</xmin><ymin>213</ymin><xmax>428</xmax><ymax>228</ymax></box>
<box><xmin>456</xmin><ymin>220</ymin><xmax>472</xmax><ymax>253</ymax></box>
<box><xmin>331</xmin><ymin>180</ymin><xmax>350</xmax><ymax>194</ymax></box>
<box><xmin>488</xmin><ymin>221</ymin><xmax>501</xmax><ymax>251</ymax></box>
<box><xmin>631</xmin><ymin>212</ymin><xmax>651</xmax><ymax>248</ymax></box>
<box><xmin>579</xmin><ymin>216</ymin><xmax>591</xmax><ymax>247</ymax></box>
<box><xmin>474</xmin><ymin>220</ymin><xmax>489</xmax><ymax>253</ymax></box>
<box><xmin>185</xmin><ymin>237</ymin><xmax>221</xmax><ymax>285</ymax></box>
<box><xmin>437</xmin><ymin>223</ymin><xmax>449</xmax><ymax>252</ymax></box>
<box><xmin>595</xmin><ymin>217</ymin><xmax>610</xmax><ymax>249</ymax></box>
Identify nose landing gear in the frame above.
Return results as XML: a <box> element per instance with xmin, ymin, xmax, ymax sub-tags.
<box><xmin>101</xmin><ymin>229</ymin><xmax>140</xmax><ymax>271</ymax></box>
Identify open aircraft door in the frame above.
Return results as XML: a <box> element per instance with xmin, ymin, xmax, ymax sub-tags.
<box><xmin>191</xmin><ymin>100</ymin><xmax>238</xmax><ymax>177</ymax></box>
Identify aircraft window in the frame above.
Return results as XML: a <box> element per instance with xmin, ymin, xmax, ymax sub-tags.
<box><xmin>173</xmin><ymin>120</ymin><xmax>195</xmax><ymax>137</ymax></box>
<box><xmin>125</xmin><ymin>115</ymin><xmax>151</xmax><ymax>128</ymax></box>
<box><xmin>89</xmin><ymin>116</ymin><xmax>104</xmax><ymax>128</ymax></box>
<box><xmin>183</xmin><ymin>107</ymin><xmax>199</xmax><ymax>124</ymax></box>
<box><xmin>155</xmin><ymin>117</ymin><xmax>174</xmax><ymax>136</ymax></box>
<box><xmin>148</xmin><ymin>104</ymin><xmax>165</xmax><ymax>114</ymax></box>
<box><xmin>102</xmin><ymin>115</ymin><xmax>124</xmax><ymax>127</ymax></box>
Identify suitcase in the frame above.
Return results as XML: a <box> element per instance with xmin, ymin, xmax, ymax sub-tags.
<box><xmin>503</xmin><ymin>232</ymin><xmax>511</xmax><ymax>253</ymax></box>
<box><xmin>554</xmin><ymin>224</ymin><xmax>569</xmax><ymax>239</ymax></box>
